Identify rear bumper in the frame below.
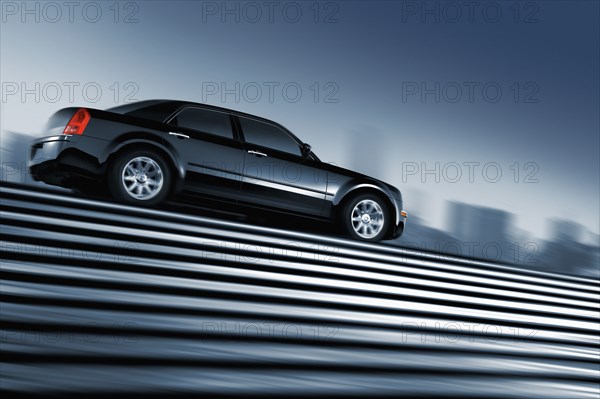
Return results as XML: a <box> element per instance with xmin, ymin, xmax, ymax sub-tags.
<box><xmin>29</xmin><ymin>135</ymin><xmax>104</xmax><ymax>187</ymax></box>
<box><xmin>29</xmin><ymin>135</ymin><xmax>71</xmax><ymax>169</ymax></box>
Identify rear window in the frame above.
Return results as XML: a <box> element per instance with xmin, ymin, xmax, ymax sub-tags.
<box><xmin>107</xmin><ymin>100</ymin><xmax>179</xmax><ymax>122</ymax></box>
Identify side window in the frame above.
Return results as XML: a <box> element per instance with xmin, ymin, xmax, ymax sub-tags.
<box><xmin>172</xmin><ymin>108</ymin><xmax>233</xmax><ymax>139</ymax></box>
<box><xmin>239</xmin><ymin>117</ymin><xmax>301</xmax><ymax>156</ymax></box>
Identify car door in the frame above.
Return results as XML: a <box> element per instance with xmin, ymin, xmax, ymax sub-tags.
<box><xmin>236</xmin><ymin>115</ymin><xmax>328</xmax><ymax>216</ymax></box>
<box><xmin>165</xmin><ymin>106</ymin><xmax>244</xmax><ymax>201</ymax></box>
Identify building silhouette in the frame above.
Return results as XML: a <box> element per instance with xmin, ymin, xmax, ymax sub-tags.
<box><xmin>446</xmin><ymin>201</ymin><xmax>514</xmax><ymax>262</ymax></box>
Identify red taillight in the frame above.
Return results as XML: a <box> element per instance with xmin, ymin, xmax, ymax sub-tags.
<box><xmin>63</xmin><ymin>108</ymin><xmax>90</xmax><ymax>135</ymax></box>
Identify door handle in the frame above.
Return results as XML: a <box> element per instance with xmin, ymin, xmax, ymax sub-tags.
<box><xmin>247</xmin><ymin>150</ymin><xmax>268</xmax><ymax>157</ymax></box>
<box><xmin>169</xmin><ymin>132</ymin><xmax>189</xmax><ymax>139</ymax></box>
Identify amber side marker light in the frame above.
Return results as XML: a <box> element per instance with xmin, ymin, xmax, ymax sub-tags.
<box><xmin>63</xmin><ymin>108</ymin><xmax>90</xmax><ymax>135</ymax></box>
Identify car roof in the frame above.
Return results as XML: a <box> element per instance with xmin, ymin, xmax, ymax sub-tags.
<box><xmin>110</xmin><ymin>99</ymin><xmax>290</xmax><ymax>130</ymax></box>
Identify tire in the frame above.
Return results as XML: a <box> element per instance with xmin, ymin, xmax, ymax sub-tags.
<box><xmin>341</xmin><ymin>193</ymin><xmax>390</xmax><ymax>242</ymax></box>
<box><xmin>108</xmin><ymin>149</ymin><xmax>171</xmax><ymax>206</ymax></box>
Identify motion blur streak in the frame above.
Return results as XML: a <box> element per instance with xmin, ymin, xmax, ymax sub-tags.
<box><xmin>1</xmin><ymin>181</ymin><xmax>598</xmax><ymax>397</ymax></box>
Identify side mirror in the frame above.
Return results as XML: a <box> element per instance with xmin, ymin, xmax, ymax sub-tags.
<box><xmin>301</xmin><ymin>143</ymin><xmax>312</xmax><ymax>158</ymax></box>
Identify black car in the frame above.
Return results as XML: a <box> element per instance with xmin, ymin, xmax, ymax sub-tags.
<box><xmin>29</xmin><ymin>100</ymin><xmax>407</xmax><ymax>242</ymax></box>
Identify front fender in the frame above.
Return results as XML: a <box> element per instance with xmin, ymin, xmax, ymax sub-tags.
<box><xmin>333</xmin><ymin>180</ymin><xmax>401</xmax><ymax>225</ymax></box>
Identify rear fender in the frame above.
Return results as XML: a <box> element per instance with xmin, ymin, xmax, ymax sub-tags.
<box><xmin>104</xmin><ymin>135</ymin><xmax>186</xmax><ymax>191</ymax></box>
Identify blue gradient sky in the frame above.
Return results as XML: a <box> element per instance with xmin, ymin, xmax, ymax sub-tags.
<box><xmin>1</xmin><ymin>0</ymin><xmax>598</xmax><ymax>239</ymax></box>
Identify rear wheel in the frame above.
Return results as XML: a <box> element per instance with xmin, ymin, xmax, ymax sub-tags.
<box><xmin>342</xmin><ymin>193</ymin><xmax>390</xmax><ymax>242</ymax></box>
<box><xmin>108</xmin><ymin>149</ymin><xmax>171</xmax><ymax>206</ymax></box>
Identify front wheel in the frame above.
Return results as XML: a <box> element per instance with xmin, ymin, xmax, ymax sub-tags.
<box><xmin>108</xmin><ymin>149</ymin><xmax>171</xmax><ymax>206</ymax></box>
<box><xmin>342</xmin><ymin>194</ymin><xmax>390</xmax><ymax>242</ymax></box>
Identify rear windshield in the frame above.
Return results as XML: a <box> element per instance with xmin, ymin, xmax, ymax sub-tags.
<box><xmin>107</xmin><ymin>100</ymin><xmax>179</xmax><ymax>122</ymax></box>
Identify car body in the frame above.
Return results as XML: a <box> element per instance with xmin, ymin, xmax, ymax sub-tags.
<box><xmin>29</xmin><ymin>100</ymin><xmax>407</xmax><ymax>241</ymax></box>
